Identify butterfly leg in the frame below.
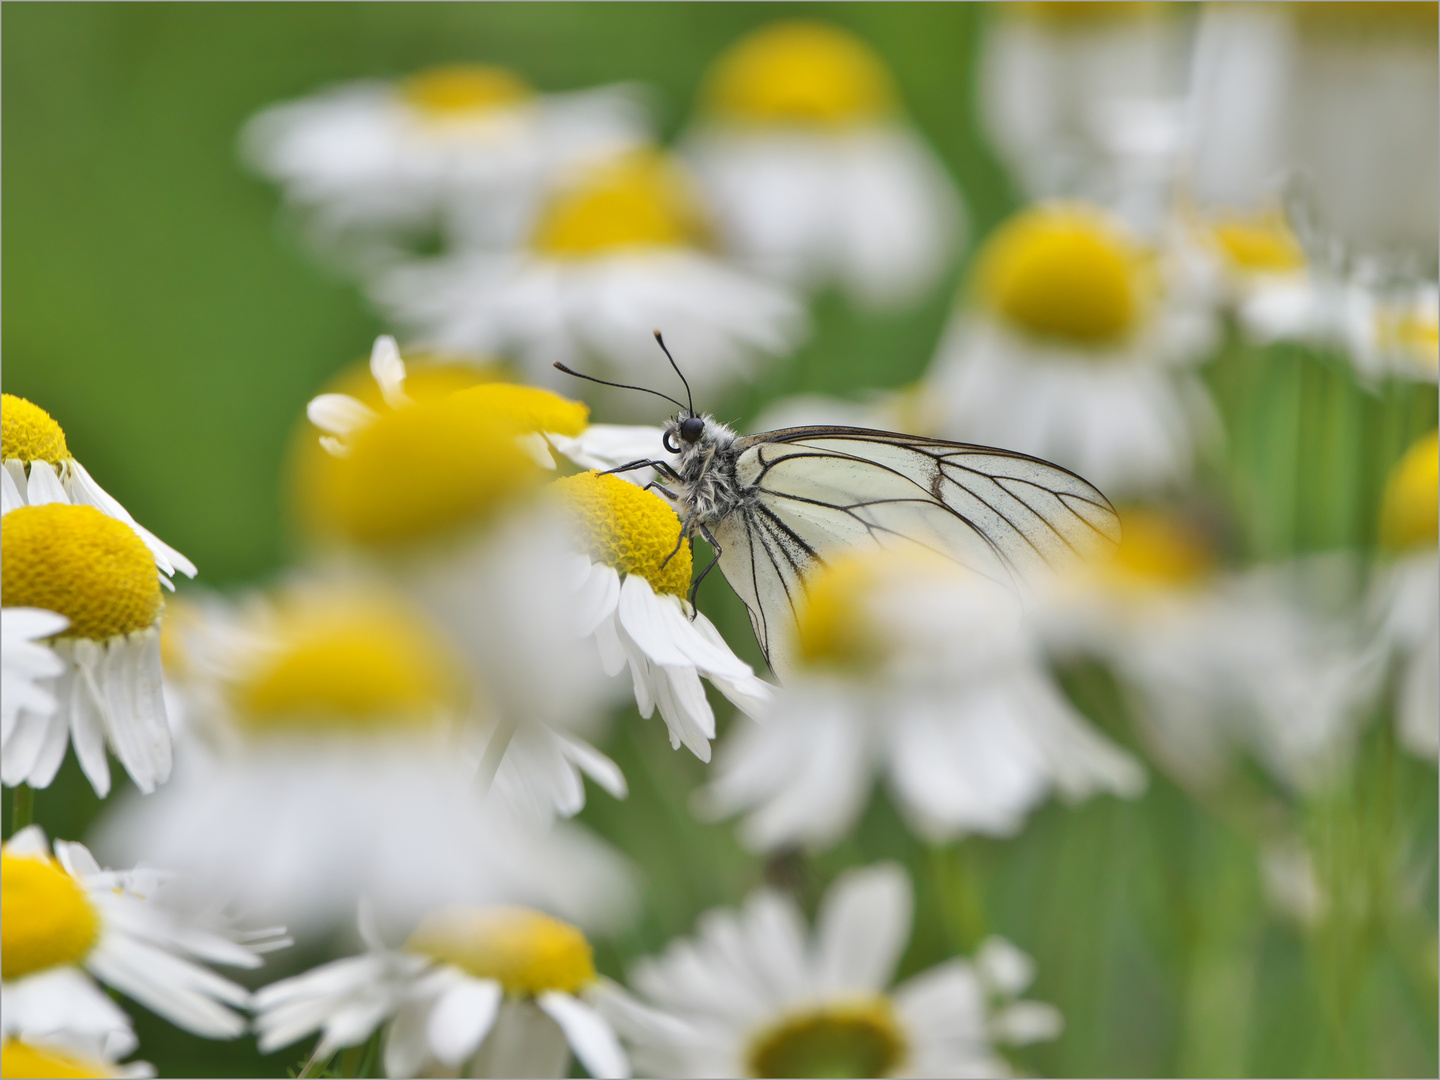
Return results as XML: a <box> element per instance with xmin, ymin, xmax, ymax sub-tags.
<box><xmin>599</xmin><ymin>459</ymin><xmax>682</xmax><ymax>483</ymax></box>
<box><xmin>643</xmin><ymin>482</ymin><xmax>679</xmax><ymax>500</ymax></box>
<box><xmin>658</xmin><ymin>516</ymin><xmax>689</xmax><ymax>572</ymax></box>
<box><xmin>687</xmin><ymin>525</ymin><xmax>723</xmax><ymax>617</ymax></box>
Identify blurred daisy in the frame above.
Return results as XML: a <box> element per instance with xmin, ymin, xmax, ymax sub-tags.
<box><xmin>374</xmin><ymin>150</ymin><xmax>808</xmax><ymax>408</ymax></box>
<box><xmin>255</xmin><ymin>903</ymin><xmax>627</xmax><ymax>1079</ymax></box>
<box><xmin>925</xmin><ymin>202</ymin><xmax>1217</xmax><ymax>496</ymax></box>
<box><xmin>1</xmin><ymin>826</ymin><xmax>285</xmax><ymax>1055</ymax></box>
<box><xmin>699</xmin><ymin>550</ymin><xmax>1143</xmax><ymax>852</ymax></box>
<box><xmin>595</xmin><ymin>863</ymin><xmax>1061</xmax><ymax>1078</ymax></box>
<box><xmin>681</xmin><ymin>19</ymin><xmax>963</xmax><ymax>309</ymax></box>
<box><xmin>1186</xmin><ymin>2</ymin><xmax>1438</xmax><ymax>269</ymax></box>
<box><xmin>91</xmin><ymin>585</ymin><xmax>634</xmax><ymax>939</ymax></box>
<box><xmin>296</xmin><ymin>339</ymin><xmax>636</xmax><ymax>819</ymax></box>
<box><xmin>1369</xmin><ymin>431</ymin><xmax>1438</xmax><ymax>760</ymax></box>
<box><xmin>980</xmin><ymin>2</ymin><xmax>1192</xmax><ymax>235</ymax></box>
<box><xmin>1340</xmin><ymin>277</ymin><xmax>1439</xmax><ymax>385</ymax></box>
<box><xmin>553</xmin><ymin>471</ymin><xmax>771</xmax><ymax>763</ymax></box>
<box><xmin>1042</xmin><ymin>510</ymin><xmax>1376</xmax><ymax>791</ymax></box>
<box><xmin>1</xmin><ymin>500</ymin><xmax>174</xmax><ymax>797</ymax></box>
<box><xmin>1</xmin><ymin>607</ymin><xmax>68</xmax><ymax>741</ymax></box>
<box><xmin>242</xmin><ymin>64</ymin><xmax>650</xmax><ymax>259</ymax></box>
<box><xmin>2</xmin><ymin>393</ymin><xmax>195</xmax><ymax>582</ymax></box>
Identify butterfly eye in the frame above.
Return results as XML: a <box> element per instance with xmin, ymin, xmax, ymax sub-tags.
<box><xmin>662</xmin><ymin>430</ymin><xmax>682</xmax><ymax>454</ymax></box>
<box><xmin>680</xmin><ymin>417</ymin><xmax>706</xmax><ymax>444</ymax></box>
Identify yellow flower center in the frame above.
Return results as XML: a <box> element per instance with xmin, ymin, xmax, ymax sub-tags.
<box><xmin>1</xmin><ymin>505</ymin><xmax>161</xmax><ymax>640</ymax></box>
<box><xmin>1</xmin><ymin>853</ymin><xmax>101</xmax><ymax>980</ymax></box>
<box><xmin>792</xmin><ymin>553</ymin><xmax>890</xmax><ymax>672</ymax></box>
<box><xmin>2</xmin><ymin>395</ymin><xmax>70</xmax><ymax>466</ymax></box>
<box><xmin>231</xmin><ymin>598</ymin><xmax>465</xmax><ymax>733</ymax></box>
<box><xmin>304</xmin><ymin>392</ymin><xmax>543</xmax><ymax>550</ymax></box>
<box><xmin>0</xmin><ymin>1040</ymin><xmax>118</xmax><ymax>1080</ymax></box>
<box><xmin>531</xmin><ymin>151</ymin><xmax>710</xmax><ymax>257</ymax></box>
<box><xmin>1379</xmin><ymin>430</ymin><xmax>1439</xmax><ymax>551</ymax></box>
<box><xmin>552</xmin><ymin>471</ymin><xmax>692</xmax><ymax>596</ymax></box>
<box><xmin>701</xmin><ymin>20</ymin><xmax>897</xmax><ymax>127</ymax></box>
<box><xmin>399</xmin><ymin>64</ymin><xmax>532</xmax><ymax>119</ymax></box>
<box><xmin>1207</xmin><ymin>215</ymin><xmax>1306</xmax><ymax>275</ymax></box>
<box><xmin>1375</xmin><ymin>304</ymin><xmax>1440</xmax><ymax>374</ymax></box>
<box><xmin>406</xmin><ymin>906</ymin><xmax>595</xmax><ymax>996</ymax></box>
<box><xmin>447</xmin><ymin>384</ymin><xmax>590</xmax><ymax>438</ymax></box>
<box><xmin>1097</xmin><ymin>510</ymin><xmax>1213</xmax><ymax>593</ymax></box>
<box><xmin>975</xmin><ymin>205</ymin><xmax>1152</xmax><ymax>347</ymax></box>
<box><xmin>746</xmin><ymin>998</ymin><xmax>906</xmax><ymax>1079</ymax></box>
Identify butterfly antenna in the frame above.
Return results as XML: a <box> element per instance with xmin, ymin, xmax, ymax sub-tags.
<box><xmin>552</xmin><ymin>362</ymin><xmax>687</xmax><ymax>412</ymax></box>
<box><xmin>652</xmin><ymin>330</ymin><xmax>695</xmax><ymax>418</ymax></box>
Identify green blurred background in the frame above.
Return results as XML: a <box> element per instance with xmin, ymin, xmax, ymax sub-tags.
<box><xmin>4</xmin><ymin>4</ymin><xmax>1436</xmax><ymax>1078</ymax></box>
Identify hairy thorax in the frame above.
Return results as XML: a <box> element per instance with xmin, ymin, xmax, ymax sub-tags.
<box><xmin>663</xmin><ymin>415</ymin><xmax>748</xmax><ymax>530</ymax></box>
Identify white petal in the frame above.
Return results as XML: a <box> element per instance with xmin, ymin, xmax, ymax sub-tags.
<box><xmin>814</xmin><ymin>863</ymin><xmax>913</xmax><ymax>994</ymax></box>
<box><xmin>558</xmin><ymin>733</ymin><xmax>629</xmax><ymax>799</ymax></box>
<box><xmin>992</xmin><ymin>1000</ymin><xmax>1064</xmax><ymax>1045</ymax></box>
<box><xmin>537</xmin><ymin>991</ymin><xmax>630</xmax><ymax>1079</ymax></box>
<box><xmin>370</xmin><ymin>335</ymin><xmax>410</xmax><ymax>408</ymax></box>
<box><xmin>307</xmin><ymin>393</ymin><xmax>378</xmax><ymax>437</ymax></box>
<box><xmin>575</xmin><ymin>563</ymin><xmax>622</xmax><ymax>638</ymax></box>
<box><xmin>615</xmin><ymin>575</ymin><xmax>693</xmax><ymax>668</ymax></box>
<box><xmin>427</xmin><ymin>976</ymin><xmax>502</xmax><ymax>1067</ymax></box>
<box><xmin>25</xmin><ymin>461</ymin><xmax>69</xmax><ymax>505</ymax></box>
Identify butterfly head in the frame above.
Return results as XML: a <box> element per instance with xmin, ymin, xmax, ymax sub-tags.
<box><xmin>663</xmin><ymin>413</ymin><xmax>708</xmax><ymax>453</ymax></box>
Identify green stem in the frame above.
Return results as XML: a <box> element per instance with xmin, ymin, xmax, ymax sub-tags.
<box><xmin>11</xmin><ymin>784</ymin><xmax>34</xmax><ymax>835</ymax></box>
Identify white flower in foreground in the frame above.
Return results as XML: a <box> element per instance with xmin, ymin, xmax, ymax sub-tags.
<box><xmin>255</xmin><ymin>903</ymin><xmax>628</xmax><ymax>1079</ymax></box>
<box><xmin>374</xmin><ymin>150</ymin><xmax>808</xmax><ymax>410</ymax></box>
<box><xmin>90</xmin><ymin>585</ymin><xmax>633</xmax><ymax>939</ymax></box>
<box><xmin>595</xmin><ymin>863</ymin><xmax>1061</xmax><ymax>1078</ymax></box>
<box><xmin>1</xmin><ymin>501</ymin><xmax>175</xmax><ymax>797</ymax></box>
<box><xmin>1</xmin><ymin>607</ymin><xmax>68</xmax><ymax>739</ymax></box>
<box><xmin>1369</xmin><ymin>431</ymin><xmax>1439</xmax><ymax>760</ymax></box>
<box><xmin>3</xmin><ymin>393</ymin><xmax>195</xmax><ymax>582</ymax></box>
<box><xmin>296</xmin><ymin>339</ymin><xmax>632</xmax><ymax>820</ymax></box>
<box><xmin>925</xmin><ymin>201</ymin><xmax>1217</xmax><ymax>496</ymax></box>
<box><xmin>1</xmin><ymin>825</ymin><xmax>286</xmax><ymax>1058</ymax></box>
<box><xmin>980</xmin><ymin>2</ymin><xmax>1191</xmax><ymax>235</ymax></box>
<box><xmin>700</xmin><ymin>550</ymin><xmax>1143</xmax><ymax>852</ymax></box>
<box><xmin>242</xmin><ymin>64</ymin><xmax>649</xmax><ymax>257</ymax></box>
<box><xmin>1042</xmin><ymin>511</ymin><xmax>1377</xmax><ymax>792</ymax></box>
<box><xmin>681</xmin><ymin>19</ymin><xmax>963</xmax><ymax>309</ymax></box>
<box><xmin>553</xmin><ymin>470</ymin><xmax>771</xmax><ymax>763</ymax></box>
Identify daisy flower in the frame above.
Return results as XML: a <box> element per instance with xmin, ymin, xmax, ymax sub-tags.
<box><xmin>594</xmin><ymin>863</ymin><xmax>1061</xmax><ymax>1078</ymax></box>
<box><xmin>254</xmin><ymin>903</ymin><xmax>628</xmax><ymax>1079</ymax></box>
<box><xmin>980</xmin><ymin>2</ymin><xmax>1191</xmax><ymax>235</ymax></box>
<box><xmin>1041</xmin><ymin>510</ymin><xmax>1376</xmax><ymax>792</ymax></box>
<box><xmin>90</xmin><ymin>583</ymin><xmax>635</xmax><ymax>939</ymax></box>
<box><xmin>1</xmin><ymin>498</ymin><xmax>176</xmax><ymax>797</ymax></box>
<box><xmin>1369</xmin><ymin>430</ymin><xmax>1438</xmax><ymax>760</ymax></box>
<box><xmin>373</xmin><ymin>150</ymin><xmax>808</xmax><ymax>408</ymax></box>
<box><xmin>295</xmin><ymin>338</ymin><xmax>642</xmax><ymax>819</ymax></box>
<box><xmin>1</xmin><ymin>607</ymin><xmax>68</xmax><ymax>741</ymax></box>
<box><xmin>242</xmin><ymin>64</ymin><xmax>650</xmax><ymax>259</ymax></box>
<box><xmin>699</xmin><ymin>549</ymin><xmax>1143</xmax><ymax>852</ymax></box>
<box><xmin>552</xmin><ymin>470</ymin><xmax>771</xmax><ymax>763</ymax></box>
<box><xmin>2</xmin><ymin>394</ymin><xmax>195</xmax><ymax>582</ymax></box>
<box><xmin>680</xmin><ymin>19</ymin><xmax>963</xmax><ymax>309</ymax></box>
<box><xmin>924</xmin><ymin>201</ymin><xmax>1218</xmax><ymax>497</ymax></box>
<box><xmin>1</xmin><ymin>825</ymin><xmax>286</xmax><ymax>1056</ymax></box>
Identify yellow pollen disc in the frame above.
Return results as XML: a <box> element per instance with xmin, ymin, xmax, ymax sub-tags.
<box><xmin>531</xmin><ymin>151</ymin><xmax>710</xmax><ymax>257</ymax></box>
<box><xmin>1375</xmin><ymin>305</ymin><xmax>1440</xmax><ymax>374</ymax></box>
<box><xmin>1</xmin><ymin>853</ymin><xmax>101</xmax><ymax>980</ymax></box>
<box><xmin>702</xmin><ymin>20</ymin><xmax>897</xmax><ymax>127</ymax></box>
<box><xmin>975</xmin><ymin>204</ymin><xmax>1152</xmax><ymax>347</ymax></box>
<box><xmin>407</xmin><ymin>906</ymin><xmax>595</xmax><ymax>996</ymax></box>
<box><xmin>1</xmin><ymin>505</ymin><xmax>161</xmax><ymax>640</ymax></box>
<box><xmin>1097</xmin><ymin>510</ymin><xmax>1213</xmax><ymax>593</ymax></box>
<box><xmin>746</xmin><ymin>998</ymin><xmax>906</xmax><ymax>1079</ymax></box>
<box><xmin>304</xmin><ymin>392</ymin><xmax>543</xmax><ymax>550</ymax></box>
<box><xmin>399</xmin><ymin>64</ymin><xmax>532</xmax><ymax>119</ymax></box>
<box><xmin>1379</xmin><ymin>431</ymin><xmax>1439</xmax><ymax>551</ymax></box>
<box><xmin>551</xmin><ymin>472</ymin><xmax>692</xmax><ymax>596</ymax></box>
<box><xmin>447</xmin><ymin>384</ymin><xmax>590</xmax><ymax>438</ymax></box>
<box><xmin>792</xmin><ymin>552</ymin><xmax>890</xmax><ymax>671</ymax></box>
<box><xmin>232</xmin><ymin>597</ymin><xmax>465</xmax><ymax>733</ymax></box>
<box><xmin>0</xmin><ymin>1040</ymin><xmax>118</xmax><ymax>1080</ymax></box>
<box><xmin>2</xmin><ymin>394</ymin><xmax>70</xmax><ymax>466</ymax></box>
<box><xmin>1207</xmin><ymin>215</ymin><xmax>1306</xmax><ymax>275</ymax></box>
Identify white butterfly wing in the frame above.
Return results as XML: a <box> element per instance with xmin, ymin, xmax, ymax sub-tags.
<box><xmin>712</xmin><ymin>427</ymin><xmax>1121</xmax><ymax>679</ymax></box>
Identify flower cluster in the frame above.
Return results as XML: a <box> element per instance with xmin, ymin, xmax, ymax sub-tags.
<box><xmin>4</xmin><ymin>8</ymin><xmax>1435</xmax><ymax>1079</ymax></box>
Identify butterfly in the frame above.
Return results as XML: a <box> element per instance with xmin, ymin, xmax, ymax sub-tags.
<box><xmin>558</xmin><ymin>334</ymin><xmax>1120</xmax><ymax>679</ymax></box>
